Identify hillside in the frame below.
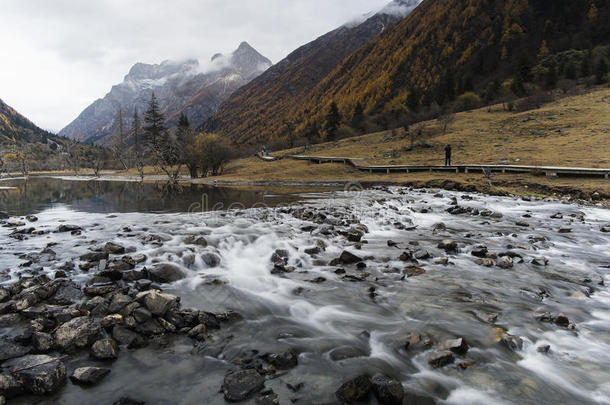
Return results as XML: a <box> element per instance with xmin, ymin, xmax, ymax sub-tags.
<box><xmin>203</xmin><ymin>0</ymin><xmax>422</xmax><ymax>143</ymax></box>
<box><xmin>0</xmin><ymin>98</ymin><xmax>52</xmax><ymax>144</ymax></box>
<box><xmin>60</xmin><ymin>42</ymin><xmax>271</xmax><ymax>145</ymax></box>
<box><xmin>207</xmin><ymin>0</ymin><xmax>609</xmax><ymax>145</ymax></box>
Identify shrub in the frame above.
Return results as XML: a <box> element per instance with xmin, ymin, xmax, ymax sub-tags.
<box><xmin>456</xmin><ymin>92</ymin><xmax>481</xmax><ymax>111</ymax></box>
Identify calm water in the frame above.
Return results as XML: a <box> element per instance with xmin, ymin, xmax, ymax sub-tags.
<box><xmin>1</xmin><ymin>178</ymin><xmax>609</xmax><ymax>404</ymax></box>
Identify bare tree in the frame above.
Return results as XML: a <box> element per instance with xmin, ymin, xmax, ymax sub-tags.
<box><xmin>11</xmin><ymin>137</ymin><xmax>29</xmax><ymax>178</ymax></box>
<box><xmin>407</xmin><ymin>122</ymin><xmax>425</xmax><ymax>150</ymax></box>
<box><xmin>112</xmin><ymin>107</ymin><xmax>129</xmax><ymax>170</ymax></box>
<box><xmin>63</xmin><ymin>139</ymin><xmax>83</xmax><ymax>175</ymax></box>
<box><xmin>437</xmin><ymin>114</ymin><xmax>455</xmax><ymax>134</ymax></box>
<box><xmin>150</xmin><ymin>130</ymin><xmax>183</xmax><ymax>184</ymax></box>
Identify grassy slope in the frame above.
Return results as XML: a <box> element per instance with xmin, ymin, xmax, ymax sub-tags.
<box><xmin>211</xmin><ymin>88</ymin><xmax>610</xmax><ymax>197</ymax></box>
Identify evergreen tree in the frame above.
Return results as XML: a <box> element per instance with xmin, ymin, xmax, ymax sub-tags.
<box><xmin>565</xmin><ymin>62</ymin><xmax>577</xmax><ymax>80</ymax></box>
<box><xmin>143</xmin><ymin>92</ymin><xmax>165</xmax><ymax>144</ymax></box>
<box><xmin>325</xmin><ymin>102</ymin><xmax>341</xmax><ymax>140</ymax></box>
<box><xmin>581</xmin><ymin>50</ymin><xmax>593</xmax><ymax>77</ymax></box>
<box><xmin>406</xmin><ymin>89</ymin><xmax>420</xmax><ymax>112</ymax></box>
<box><xmin>511</xmin><ymin>74</ymin><xmax>526</xmax><ymax>96</ymax></box>
<box><xmin>545</xmin><ymin>63</ymin><xmax>558</xmax><ymax>88</ymax></box>
<box><xmin>596</xmin><ymin>58</ymin><xmax>608</xmax><ymax>84</ymax></box>
<box><xmin>352</xmin><ymin>102</ymin><xmax>365</xmax><ymax>131</ymax></box>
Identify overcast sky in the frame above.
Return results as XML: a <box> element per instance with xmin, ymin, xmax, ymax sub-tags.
<box><xmin>0</xmin><ymin>0</ymin><xmax>393</xmax><ymax>132</ymax></box>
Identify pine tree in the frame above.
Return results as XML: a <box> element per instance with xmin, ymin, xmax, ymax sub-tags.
<box><xmin>325</xmin><ymin>102</ymin><xmax>341</xmax><ymax>140</ymax></box>
<box><xmin>352</xmin><ymin>102</ymin><xmax>365</xmax><ymax>131</ymax></box>
<box><xmin>581</xmin><ymin>50</ymin><xmax>593</xmax><ymax>77</ymax></box>
<box><xmin>545</xmin><ymin>63</ymin><xmax>558</xmax><ymax>88</ymax></box>
<box><xmin>143</xmin><ymin>92</ymin><xmax>165</xmax><ymax>144</ymax></box>
<box><xmin>132</xmin><ymin>109</ymin><xmax>144</xmax><ymax>181</ymax></box>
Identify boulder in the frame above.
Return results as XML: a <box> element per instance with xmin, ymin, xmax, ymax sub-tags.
<box><xmin>222</xmin><ymin>369</ymin><xmax>265</xmax><ymax>402</ymax></box>
<box><xmin>112</xmin><ymin>326</ymin><xmax>146</xmax><ymax>348</ymax></box>
<box><xmin>201</xmin><ymin>253</ymin><xmax>221</xmax><ymax>268</ymax></box>
<box><xmin>137</xmin><ymin>290</ymin><xmax>179</xmax><ymax>316</ymax></box>
<box><xmin>54</xmin><ymin>316</ymin><xmax>101</xmax><ymax>351</ymax></box>
<box><xmin>501</xmin><ymin>334</ymin><xmax>523</xmax><ymax>351</ymax></box>
<box><xmin>80</xmin><ymin>251</ymin><xmax>109</xmax><ymax>262</ymax></box>
<box><xmin>404</xmin><ymin>266</ymin><xmax>426</xmax><ymax>278</ymax></box>
<box><xmin>31</xmin><ymin>332</ymin><xmax>54</xmax><ymax>353</ymax></box>
<box><xmin>70</xmin><ymin>366</ymin><xmax>111</xmax><ymax>385</ymax></box>
<box><xmin>437</xmin><ymin>240</ymin><xmax>458</xmax><ymax>253</ymax></box>
<box><xmin>5</xmin><ymin>354</ymin><xmax>66</xmax><ymax>394</ymax></box>
<box><xmin>0</xmin><ymin>289</ymin><xmax>9</xmax><ymax>303</ymax></box>
<box><xmin>58</xmin><ymin>224</ymin><xmax>81</xmax><ymax>233</ymax></box>
<box><xmin>471</xmin><ymin>246</ymin><xmax>488</xmax><ymax>258</ymax></box>
<box><xmin>104</xmin><ymin>242</ymin><xmax>125</xmax><ymax>255</ymax></box>
<box><xmin>439</xmin><ymin>338</ymin><xmax>469</xmax><ymax>355</ymax></box>
<box><xmin>532</xmin><ymin>257</ymin><xmax>549</xmax><ymax>266</ymax></box>
<box><xmin>428</xmin><ymin>351</ymin><xmax>455</xmax><ymax>368</ymax></box>
<box><xmin>0</xmin><ymin>340</ymin><xmax>31</xmax><ymax>362</ymax></box>
<box><xmin>148</xmin><ymin>263</ymin><xmax>187</xmax><ymax>283</ymax></box>
<box><xmin>335</xmin><ymin>251</ymin><xmax>362</xmax><ymax>265</ymax></box>
<box><xmin>91</xmin><ymin>339</ymin><xmax>120</xmax><ymax>360</ymax></box>
<box><xmin>335</xmin><ymin>375</ymin><xmax>371</xmax><ymax>403</ymax></box>
<box><xmin>371</xmin><ymin>374</ymin><xmax>404</xmax><ymax>405</ymax></box>
<box><xmin>497</xmin><ymin>256</ymin><xmax>514</xmax><ymax>269</ymax></box>
<box><xmin>329</xmin><ymin>346</ymin><xmax>368</xmax><ymax>361</ymax></box>
<box><xmin>0</xmin><ymin>373</ymin><xmax>24</xmax><ymax>399</ymax></box>
<box><xmin>264</xmin><ymin>351</ymin><xmax>298</xmax><ymax>370</ymax></box>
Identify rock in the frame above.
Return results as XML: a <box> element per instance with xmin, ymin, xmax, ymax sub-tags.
<box><xmin>371</xmin><ymin>374</ymin><xmax>404</xmax><ymax>405</ymax></box>
<box><xmin>537</xmin><ymin>345</ymin><xmax>551</xmax><ymax>354</ymax></box>
<box><xmin>329</xmin><ymin>346</ymin><xmax>367</xmax><ymax>361</ymax></box>
<box><xmin>439</xmin><ymin>338</ymin><xmax>469</xmax><ymax>355</ymax></box>
<box><xmin>255</xmin><ymin>393</ymin><xmax>279</xmax><ymax>405</ymax></box>
<box><xmin>554</xmin><ymin>313</ymin><xmax>570</xmax><ymax>327</ymax></box>
<box><xmin>0</xmin><ymin>340</ymin><xmax>31</xmax><ymax>361</ymax></box>
<box><xmin>428</xmin><ymin>351</ymin><xmax>455</xmax><ymax>368</ymax></box>
<box><xmin>0</xmin><ymin>289</ymin><xmax>9</xmax><ymax>303</ymax></box>
<box><xmin>148</xmin><ymin>263</ymin><xmax>187</xmax><ymax>283</ymax></box>
<box><xmin>32</xmin><ymin>332</ymin><xmax>54</xmax><ymax>353</ymax></box>
<box><xmin>113</xmin><ymin>398</ymin><xmax>145</xmax><ymax>405</ymax></box>
<box><xmin>601</xmin><ymin>226</ymin><xmax>610</xmax><ymax>233</ymax></box>
<box><xmin>137</xmin><ymin>290</ymin><xmax>179</xmax><ymax>316</ymax></box>
<box><xmin>101</xmin><ymin>314</ymin><xmax>123</xmax><ymax>330</ymax></box>
<box><xmin>201</xmin><ymin>253</ymin><xmax>221</xmax><ymax>268</ymax></box>
<box><xmin>403</xmin><ymin>266</ymin><xmax>426</xmax><ymax>278</ymax></box>
<box><xmin>84</xmin><ymin>282</ymin><xmax>117</xmax><ymax>296</ymax></box>
<box><xmin>105</xmin><ymin>242</ymin><xmax>125</xmax><ymax>254</ymax></box>
<box><xmin>534</xmin><ymin>312</ymin><xmax>553</xmax><ymax>322</ymax></box>
<box><xmin>437</xmin><ymin>240</ymin><xmax>458</xmax><ymax>253</ymax></box>
<box><xmin>532</xmin><ymin>257</ymin><xmax>549</xmax><ymax>266</ymax></box>
<box><xmin>91</xmin><ymin>339</ymin><xmax>120</xmax><ymax>360</ymax></box>
<box><xmin>25</xmin><ymin>215</ymin><xmax>38</xmax><ymax>222</ymax></box>
<box><xmin>0</xmin><ymin>373</ymin><xmax>24</xmax><ymax>399</ymax></box>
<box><xmin>187</xmin><ymin>324</ymin><xmax>207</xmax><ymax>341</ymax></box>
<box><xmin>304</xmin><ymin>246</ymin><xmax>321</xmax><ymax>255</ymax></box>
<box><xmin>58</xmin><ymin>224</ymin><xmax>81</xmax><ymax>233</ymax></box>
<box><xmin>222</xmin><ymin>369</ymin><xmax>265</xmax><ymax>402</ymax></box>
<box><xmin>265</xmin><ymin>351</ymin><xmax>298</xmax><ymax>370</ymax></box>
<box><xmin>70</xmin><ymin>366</ymin><xmax>111</xmax><ymax>385</ymax></box>
<box><xmin>413</xmin><ymin>249</ymin><xmax>431</xmax><ymax>260</ymax></box>
<box><xmin>471</xmin><ymin>246</ymin><xmax>488</xmax><ymax>258</ymax></box>
<box><xmin>497</xmin><ymin>256</ymin><xmax>514</xmax><ymax>269</ymax></box>
<box><xmin>334</xmin><ymin>251</ymin><xmax>362</xmax><ymax>265</ymax></box>
<box><xmin>501</xmin><ymin>334</ymin><xmax>523</xmax><ymax>351</ymax></box>
<box><xmin>112</xmin><ymin>326</ymin><xmax>146</xmax><ymax>348</ymax></box>
<box><xmin>80</xmin><ymin>251</ymin><xmax>109</xmax><ymax>262</ymax></box>
<box><xmin>5</xmin><ymin>354</ymin><xmax>66</xmax><ymax>394</ymax></box>
<box><xmin>54</xmin><ymin>316</ymin><xmax>101</xmax><ymax>352</ymax></box>
<box><xmin>0</xmin><ymin>211</ymin><xmax>8</xmax><ymax>219</ymax></box>
<box><xmin>558</xmin><ymin>227</ymin><xmax>572</xmax><ymax>234</ymax></box>
<box><xmin>476</xmin><ymin>258</ymin><xmax>495</xmax><ymax>267</ymax></box>
<box><xmin>516</xmin><ymin>221</ymin><xmax>530</xmax><ymax>227</ymax></box>
<box><xmin>335</xmin><ymin>375</ymin><xmax>371</xmax><ymax>403</ymax></box>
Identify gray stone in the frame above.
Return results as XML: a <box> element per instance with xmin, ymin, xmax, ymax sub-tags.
<box><xmin>439</xmin><ymin>338</ymin><xmax>469</xmax><ymax>355</ymax></box>
<box><xmin>54</xmin><ymin>316</ymin><xmax>101</xmax><ymax>351</ymax></box>
<box><xmin>105</xmin><ymin>242</ymin><xmax>125</xmax><ymax>255</ymax></box>
<box><xmin>428</xmin><ymin>351</ymin><xmax>455</xmax><ymax>368</ymax></box>
<box><xmin>335</xmin><ymin>375</ymin><xmax>371</xmax><ymax>403</ymax></box>
<box><xmin>137</xmin><ymin>290</ymin><xmax>179</xmax><ymax>316</ymax></box>
<box><xmin>222</xmin><ymin>369</ymin><xmax>265</xmax><ymax>402</ymax></box>
<box><xmin>91</xmin><ymin>339</ymin><xmax>120</xmax><ymax>360</ymax></box>
<box><xmin>438</xmin><ymin>240</ymin><xmax>458</xmax><ymax>253</ymax></box>
<box><xmin>0</xmin><ymin>340</ymin><xmax>31</xmax><ymax>362</ymax></box>
<box><xmin>112</xmin><ymin>326</ymin><xmax>146</xmax><ymax>348</ymax></box>
<box><xmin>32</xmin><ymin>332</ymin><xmax>54</xmax><ymax>353</ymax></box>
<box><xmin>5</xmin><ymin>354</ymin><xmax>66</xmax><ymax>395</ymax></box>
<box><xmin>70</xmin><ymin>366</ymin><xmax>111</xmax><ymax>385</ymax></box>
<box><xmin>371</xmin><ymin>374</ymin><xmax>404</xmax><ymax>405</ymax></box>
<box><xmin>201</xmin><ymin>253</ymin><xmax>221</xmax><ymax>268</ymax></box>
<box><xmin>148</xmin><ymin>263</ymin><xmax>187</xmax><ymax>283</ymax></box>
<box><xmin>0</xmin><ymin>373</ymin><xmax>24</xmax><ymax>399</ymax></box>
<box><xmin>329</xmin><ymin>346</ymin><xmax>367</xmax><ymax>361</ymax></box>
<box><xmin>501</xmin><ymin>334</ymin><xmax>523</xmax><ymax>351</ymax></box>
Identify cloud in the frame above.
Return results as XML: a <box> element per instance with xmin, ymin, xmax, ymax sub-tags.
<box><xmin>0</xmin><ymin>0</ymin><xmax>397</xmax><ymax>132</ymax></box>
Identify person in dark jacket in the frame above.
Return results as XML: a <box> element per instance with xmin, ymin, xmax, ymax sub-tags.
<box><xmin>445</xmin><ymin>144</ymin><xmax>452</xmax><ymax>166</ymax></box>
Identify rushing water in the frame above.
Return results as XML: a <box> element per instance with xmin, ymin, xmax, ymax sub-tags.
<box><xmin>1</xmin><ymin>178</ymin><xmax>609</xmax><ymax>404</ymax></box>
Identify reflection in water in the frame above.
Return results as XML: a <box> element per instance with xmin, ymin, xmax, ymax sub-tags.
<box><xmin>0</xmin><ymin>177</ymin><xmax>316</xmax><ymax>215</ymax></box>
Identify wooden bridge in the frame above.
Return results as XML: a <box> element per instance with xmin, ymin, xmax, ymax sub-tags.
<box><xmin>288</xmin><ymin>155</ymin><xmax>610</xmax><ymax>179</ymax></box>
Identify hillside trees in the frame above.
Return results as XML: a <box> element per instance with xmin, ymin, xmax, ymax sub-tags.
<box><xmin>324</xmin><ymin>102</ymin><xmax>342</xmax><ymax>140</ymax></box>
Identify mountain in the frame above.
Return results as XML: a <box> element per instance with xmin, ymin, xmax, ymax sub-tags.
<box><xmin>203</xmin><ymin>0</ymin><xmax>422</xmax><ymax>143</ymax></box>
<box><xmin>0</xmin><ymin>98</ymin><xmax>52</xmax><ymax>145</ymax></box>
<box><xmin>59</xmin><ymin>42</ymin><xmax>272</xmax><ymax>145</ymax></box>
<box><xmin>206</xmin><ymin>0</ymin><xmax>609</xmax><ymax>145</ymax></box>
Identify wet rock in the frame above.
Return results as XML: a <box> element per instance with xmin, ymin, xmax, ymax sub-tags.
<box><xmin>137</xmin><ymin>290</ymin><xmax>179</xmax><ymax>316</ymax></box>
<box><xmin>335</xmin><ymin>375</ymin><xmax>371</xmax><ymax>403</ymax></box>
<box><xmin>133</xmin><ymin>307</ymin><xmax>152</xmax><ymax>323</ymax></box>
<box><xmin>70</xmin><ymin>366</ymin><xmax>111</xmax><ymax>385</ymax></box>
<box><xmin>105</xmin><ymin>242</ymin><xmax>125</xmax><ymax>255</ymax></box>
<box><xmin>112</xmin><ymin>326</ymin><xmax>146</xmax><ymax>348</ymax></box>
<box><xmin>537</xmin><ymin>345</ymin><xmax>551</xmax><ymax>354</ymax></box>
<box><xmin>84</xmin><ymin>282</ymin><xmax>117</xmax><ymax>296</ymax></box>
<box><xmin>187</xmin><ymin>324</ymin><xmax>207</xmax><ymax>341</ymax></box>
<box><xmin>428</xmin><ymin>351</ymin><xmax>455</xmax><ymax>368</ymax></box>
<box><xmin>80</xmin><ymin>251</ymin><xmax>109</xmax><ymax>262</ymax></box>
<box><xmin>135</xmin><ymin>318</ymin><xmax>166</xmax><ymax>336</ymax></box>
<box><xmin>49</xmin><ymin>282</ymin><xmax>82</xmax><ymax>305</ymax></box>
<box><xmin>553</xmin><ymin>313</ymin><xmax>570</xmax><ymax>327</ymax></box>
<box><xmin>515</xmin><ymin>221</ymin><xmax>529</xmax><ymax>227</ymax></box>
<box><xmin>0</xmin><ymin>314</ymin><xmax>21</xmax><ymax>328</ymax></box>
<box><xmin>185</xmin><ymin>235</ymin><xmax>208</xmax><ymax>246</ymax></box>
<box><xmin>304</xmin><ymin>246</ymin><xmax>321</xmax><ymax>255</ymax></box>
<box><xmin>532</xmin><ymin>257</ymin><xmax>549</xmax><ymax>266</ymax></box>
<box><xmin>0</xmin><ymin>289</ymin><xmax>9</xmax><ymax>303</ymax></box>
<box><xmin>58</xmin><ymin>224</ymin><xmax>81</xmax><ymax>233</ymax></box>
<box><xmin>91</xmin><ymin>338</ymin><xmax>120</xmax><ymax>360</ymax></box>
<box><xmin>54</xmin><ymin>316</ymin><xmax>101</xmax><ymax>352</ymax></box>
<box><xmin>471</xmin><ymin>246</ymin><xmax>488</xmax><ymax>258</ymax></box>
<box><xmin>601</xmin><ymin>226</ymin><xmax>610</xmax><ymax>233</ymax></box>
<box><xmin>550</xmin><ymin>213</ymin><xmax>563</xmax><ymax>219</ymax></box>
<box><xmin>501</xmin><ymin>334</ymin><xmax>523</xmax><ymax>351</ymax></box>
<box><xmin>5</xmin><ymin>354</ymin><xmax>66</xmax><ymax>394</ymax></box>
<box><xmin>148</xmin><ymin>263</ymin><xmax>187</xmax><ymax>283</ymax></box>
<box><xmin>201</xmin><ymin>253</ymin><xmax>221</xmax><ymax>268</ymax></box>
<box><xmin>333</xmin><ymin>251</ymin><xmax>362</xmax><ymax>265</ymax></box>
<box><xmin>371</xmin><ymin>374</ymin><xmax>404</xmax><ymax>405</ymax></box>
<box><xmin>534</xmin><ymin>312</ymin><xmax>553</xmax><ymax>322</ymax></box>
<box><xmin>432</xmin><ymin>223</ymin><xmax>446</xmax><ymax>233</ymax></box>
<box><xmin>437</xmin><ymin>240</ymin><xmax>458</xmax><ymax>253</ymax></box>
<box><xmin>403</xmin><ymin>266</ymin><xmax>426</xmax><ymax>278</ymax></box>
<box><xmin>0</xmin><ymin>211</ymin><xmax>8</xmax><ymax>219</ymax></box>
<box><xmin>222</xmin><ymin>369</ymin><xmax>265</xmax><ymax>402</ymax></box>
<box><xmin>413</xmin><ymin>249</ymin><xmax>431</xmax><ymax>260</ymax></box>
<box><xmin>264</xmin><ymin>351</ymin><xmax>298</xmax><ymax>370</ymax></box>
<box><xmin>558</xmin><ymin>227</ymin><xmax>572</xmax><ymax>234</ymax></box>
<box><xmin>0</xmin><ymin>373</ymin><xmax>24</xmax><ymax>399</ymax></box>
<box><xmin>113</xmin><ymin>397</ymin><xmax>145</xmax><ymax>405</ymax></box>
<box><xmin>31</xmin><ymin>332</ymin><xmax>54</xmax><ymax>353</ymax></box>
<box><xmin>0</xmin><ymin>340</ymin><xmax>31</xmax><ymax>361</ymax></box>
<box><xmin>476</xmin><ymin>258</ymin><xmax>495</xmax><ymax>267</ymax></box>
<box><xmin>497</xmin><ymin>256</ymin><xmax>514</xmax><ymax>269</ymax></box>
<box><xmin>255</xmin><ymin>392</ymin><xmax>279</xmax><ymax>405</ymax></box>
<box><xmin>329</xmin><ymin>346</ymin><xmax>368</xmax><ymax>361</ymax></box>
<box><xmin>439</xmin><ymin>338</ymin><xmax>469</xmax><ymax>355</ymax></box>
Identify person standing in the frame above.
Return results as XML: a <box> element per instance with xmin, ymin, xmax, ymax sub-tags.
<box><xmin>445</xmin><ymin>144</ymin><xmax>452</xmax><ymax>166</ymax></box>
